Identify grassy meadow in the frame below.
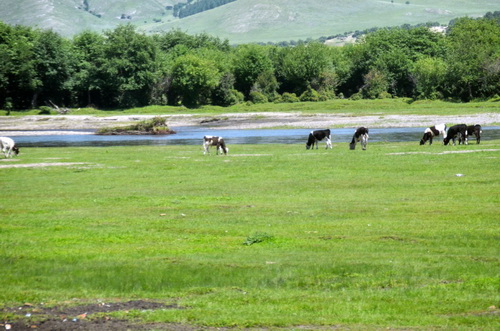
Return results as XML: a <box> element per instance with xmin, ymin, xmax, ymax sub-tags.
<box><xmin>4</xmin><ymin>98</ymin><xmax>500</xmax><ymax>118</ymax></box>
<box><xmin>1</xmin><ymin>138</ymin><xmax>499</xmax><ymax>329</ymax></box>
<box><xmin>2</xmin><ymin>0</ymin><xmax>498</xmax><ymax>42</ymax></box>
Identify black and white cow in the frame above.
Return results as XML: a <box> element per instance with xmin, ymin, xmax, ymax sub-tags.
<box><xmin>443</xmin><ymin>124</ymin><xmax>468</xmax><ymax>146</ymax></box>
<box><xmin>466</xmin><ymin>124</ymin><xmax>482</xmax><ymax>144</ymax></box>
<box><xmin>349</xmin><ymin>127</ymin><xmax>369</xmax><ymax>150</ymax></box>
<box><xmin>203</xmin><ymin>136</ymin><xmax>228</xmax><ymax>155</ymax></box>
<box><xmin>306</xmin><ymin>129</ymin><xmax>332</xmax><ymax>150</ymax></box>
<box><xmin>0</xmin><ymin>136</ymin><xmax>20</xmax><ymax>158</ymax></box>
<box><xmin>420</xmin><ymin>123</ymin><xmax>447</xmax><ymax>145</ymax></box>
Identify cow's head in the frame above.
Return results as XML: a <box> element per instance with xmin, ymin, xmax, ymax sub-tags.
<box><xmin>12</xmin><ymin>146</ymin><xmax>19</xmax><ymax>155</ymax></box>
<box><xmin>420</xmin><ymin>132</ymin><xmax>431</xmax><ymax>145</ymax></box>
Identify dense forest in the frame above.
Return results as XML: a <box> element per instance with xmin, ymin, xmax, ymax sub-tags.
<box><xmin>0</xmin><ymin>13</ymin><xmax>499</xmax><ymax>110</ymax></box>
<box><xmin>173</xmin><ymin>0</ymin><xmax>237</xmax><ymax>19</ymax></box>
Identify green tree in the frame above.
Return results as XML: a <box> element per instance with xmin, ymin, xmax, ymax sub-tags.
<box><xmin>32</xmin><ymin>29</ymin><xmax>74</xmax><ymax>108</ymax></box>
<box><xmin>412</xmin><ymin>57</ymin><xmax>447</xmax><ymax>99</ymax></box>
<box><xmin>232</xmin><ymin>44</ymin><xmax>275</xmax><ymax>98</ymax></box>
<box><xmin>445</xmin><ymin>17</ymin><xmax>500</xmax><ymax>100</ymax></box>
<box><xmin>277</xmin><ymin>42</ymin><xmax>331</xmax><ymax>95</ymax></box>
<box><xmin>353</xmin><ymin>27</ymin><xmax>446</xmax><ymax>97</ymax></box>
<box><xmin>70</xmin><ymin>31</ymin><xmax>105</xmax><ymax>106</ymax></box>
<box><xmin>170</xmin><ymin>54</ymin><xmax>221</xmax><ymax>107</ymax></box>
<box><xmin>362</xmin><ymin>69</ymin><xmax>389</xmax><ymax>99</ymax></box>
<box><xmin>100</xmin><ymin>25</ymin><xmax>159</xmax><ymax>108</ymax></box>
<box><xmin>0</xmin><ymin>23</ymin><xmax>39</xmax><ymax>109</ymax></box>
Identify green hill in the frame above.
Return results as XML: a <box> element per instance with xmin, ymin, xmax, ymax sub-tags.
<box><xmin>0</xmin><ymin>0</ymin><xmax>498</xmax><ymax>43</ymax></box>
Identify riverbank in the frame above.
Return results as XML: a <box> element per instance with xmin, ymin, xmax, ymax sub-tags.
<box><xmin>1</xmin><ymin>112</ymin><xmax>500</xmax><ymax>136</ymax></box>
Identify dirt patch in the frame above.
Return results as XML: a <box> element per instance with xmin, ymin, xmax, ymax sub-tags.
<box><xmin>0</xmin><ymin>300</ymin><xmax>210</xmax><ymax>331</ymax></box>
<box><xmin>386</xmin><ymin>149</ymin><xmax>500</xmax><ymax>155</ymax></box>
<box><xmin>0</xmin><ymin>162</ymin><xmax>94</xmax><ymax>169</ymax></box>
<box><xmin>1</xmin><ymin>112</ymin><xmax>499</xmax><ymax>134</ymax></box>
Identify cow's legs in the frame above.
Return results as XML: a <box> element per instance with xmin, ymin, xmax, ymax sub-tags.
<box><xmin>325</xmin><ymin>136</ymin><xmax>332</xmax><ymax>149</ymax></box>
<box><xmin>361</xmin><ymin>135</ymin><xmax>368</xmax><ymax>150</ymax></box>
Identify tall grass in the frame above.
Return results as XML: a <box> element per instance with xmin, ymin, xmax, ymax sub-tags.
<box><xmin>4</xmin><ymin>98</ymin><xmax>500</xmax><ymax>117</ymax></box>
<box><xmin>0</xmin><ymin>141</ymin><xmax>499</xmax><ymax>328</ymax></box>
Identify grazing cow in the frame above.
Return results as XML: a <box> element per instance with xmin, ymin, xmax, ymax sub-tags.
<box><xmin>467</xmin><ymin>124</ymin><xmax>482</xmax><ymax>144</ymax></box>
<box><xmin>420</xmin><ymin>123</ymin><xmax>447</xmax><ymax>145</ymax></box>
<box><xmin>349</xmin><ymin>127</ymin><xmax>369</xmax><ymax>150</ymax></box>
<box><xmin>306</xmin><ymin>129</ymin><xmax>332</xmax><ymax>150</ymax></box>
<box><xmin>443</xmin><ymin>124</ymin><xmax>468</xmax><ymax>146</ymax></box>
<box><xmin>203</xmin><ymin>135</ymin><xmax>228</xmax><ymax>155</ymax></box>
<box><xmin>0</xmin><ymin>137</ymin><xmax>20</xmax><ymax>158</ymax></box>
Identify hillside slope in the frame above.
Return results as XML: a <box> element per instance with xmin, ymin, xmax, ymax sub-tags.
<box><xmin>0</xmin><ymin>0</ymin><xmax>498</xmax><ymax>42</ymax></box>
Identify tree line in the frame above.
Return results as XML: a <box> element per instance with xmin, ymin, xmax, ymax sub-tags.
<box><xmin>173</xmin><ymin>0</ymin><xmax>236</xmax><ymax>19</ymax></box>
<box><xmin>0</xmin><ymin>14</ymin><xmax>498</xmax><ymax>111</ymax></box>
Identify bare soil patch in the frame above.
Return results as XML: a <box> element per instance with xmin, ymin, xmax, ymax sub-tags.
<box><xmin>0</xmin><ymin>300</ymin><xmax>211</xmax><ymax>331</ymax></box>
<box><xmin>1</xmin><ymin>112</ymin><xmax>499</xmax><ymax>136</ymax></box>
<box><xmin>0</xmin><ymin>162</ymin><xmax>93</xmax><ymax>169</ymax></box>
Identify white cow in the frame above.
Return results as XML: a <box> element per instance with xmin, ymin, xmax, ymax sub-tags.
<box><xmin>0</xmin><ymin>137</ymin><xmax>20</xmax><ymax>158</ymax></box>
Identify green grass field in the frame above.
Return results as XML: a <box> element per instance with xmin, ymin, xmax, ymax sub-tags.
<box><xmin>1</xmin><ymin>0</ymin><xmax>498</xmax><ymax>42</ymax></box>
<box><xmin>1</xmin><ymin>139</ymin><xmax>499</xmax><ymax>329</ymax></box>
<box><xmin>5</xmin><ymin>98</ymin><xmax>500</xmax><ymax>119</ymax></box>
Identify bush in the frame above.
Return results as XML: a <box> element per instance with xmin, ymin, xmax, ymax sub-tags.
<box><xmin>97</xmin><ymin>116</ymin><xmax>175</xmax><ymax>135</ymax></box>
<box><xmin>243</xmin><ymin>232</ymin><xmax>274</xmax><ymax>246</ymax></box>
<box><xmin>378</xmin><ymin>91</ymin><xmax>393</xmax><ymax>99</ymax></box>
<box><xmin>299</xmin><ymin>87</ymin><xmax>321</xmax><ymax>102</ymax></box>
<box><xmin>349</xmin><ymin>92</ymin><xmax>363</xmax><ymax>100</ymax></box>
<box><xmin>281</xmin><ymin>92</ymin><xmax>300</xmax><ymax>103</ymax></box>
<box><xmin>38</xmin><ymin>106</ymin><xmax>53</xmax><ymax>115</ymax></box>
<box><xmin>249</xmin><ymin>91</ymin><xmax>268</xmax><ymax>104</ymax></box>
<box><xmin>229</xmin><ymin>89</ymin><xmax>245</xmax><ymax>105</ymax></box>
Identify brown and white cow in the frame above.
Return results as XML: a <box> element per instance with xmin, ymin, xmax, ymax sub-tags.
<box><xmin>203</xmin><ymin>136</ymin><xmax>228</xmax><ymax>155</ymax></box>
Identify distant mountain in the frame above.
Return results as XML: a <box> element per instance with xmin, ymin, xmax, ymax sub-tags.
<box><xmin>0</xmin><ymin>0</ymin><xmax>497</xmax><ymax>43</ymax></box>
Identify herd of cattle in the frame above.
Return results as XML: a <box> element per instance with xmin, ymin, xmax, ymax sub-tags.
<box><xmin>0</xmin><ymin>123</ymin><xmax>484</xmax><ymax>158</ymax></box>
<box><xmin>202</xmin><ymin>123</ymin><xmax>482</xmax><ymax>155</ymax></box>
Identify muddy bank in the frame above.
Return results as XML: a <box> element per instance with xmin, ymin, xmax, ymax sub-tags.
<box><xmin>1</xmin><ymin>112</ymin><xmax>499</xmax><ymax>136</ymax></box>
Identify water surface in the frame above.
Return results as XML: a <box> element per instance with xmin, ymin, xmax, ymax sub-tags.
<box><xmin>8</xmin><ymin>127</ymin><xmax>500</xmax><ymax>147</ymax></box>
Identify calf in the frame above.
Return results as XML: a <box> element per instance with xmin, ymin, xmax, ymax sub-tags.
<box><xmin>349</xmin><ymin>127</ymin><xmax>369</xmax><ymax>150</ymax></box>
<box><xmin>0</xmin><ymin>136</ymin><xmax>20</xmax><ymax>158</ymax></box>
<box><xmin>443</xmin><ymin>124</ymin><xmax>468</xmax><ymax>146</ymax></box>
<box><xmin>467</xmin><ymin>124</ymin><xmax>482</xmax><ymax>144</ymax></box>
<box><xmin>420</xmin><ymin>123</ymin><xmax>447</xmax><ymax>145</ymax></box>
<box><xmin>306</xmin><ymin>129</ymin><xmax>332</xmax><ymax>150</ymax></box>
<box><xmin>203</xmin><ymin>136</ymin><xmax>228</xmax><ymax>155</ymax></box>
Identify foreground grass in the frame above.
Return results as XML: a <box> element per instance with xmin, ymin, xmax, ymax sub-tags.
<box><xmin>3</xmin><ymin>98</ymin><xmax>500</xmax><ymax>118</ymax></box>
<box><xmin>0</xmin><ymin>141</ymin><xmax>499</xmax><ymax>329</ymax></box>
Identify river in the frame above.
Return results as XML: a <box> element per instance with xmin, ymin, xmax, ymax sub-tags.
<box><xmin>7</xmin><ymin>126</ymin><xmax>500</xmax><ymax>147</ymax></box>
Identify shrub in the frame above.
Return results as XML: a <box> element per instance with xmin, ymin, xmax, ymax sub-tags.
<box><xmin>281</xmin><ymin>92</ymin><xmax>300</xmax><ymax>103</ymax></box>
<box><xmin>97</xmin><ymin>116</ymin><xmax>175</xmax><ymax>135</ymax></box>
<box><xmin>243</xmin><ymin>232</ymin><xmax>274</xmax><ymax>246</ymax></box>
<box><xmin>249</xmin><ymin>91</ymin><xmax>268</xmax><ymax>104</ymax></box>
<box><xmin>38</xmin><ymin>106</ymin><xmax>53</xmax><ymax>115</ymax></box>
<box><xmin>378</xmin><ymin>91</ymin><xmax>393</xmax><ymax>99</ymax></box>
<box><xmin>349</xmin><ymin>92</ymin><xmax>363</xmax><ymax>100</ymax></box>
<box><xmin>299</xmin><ymin>87</ymin><xmax>321</xmax><ymax>102</ymax></box>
